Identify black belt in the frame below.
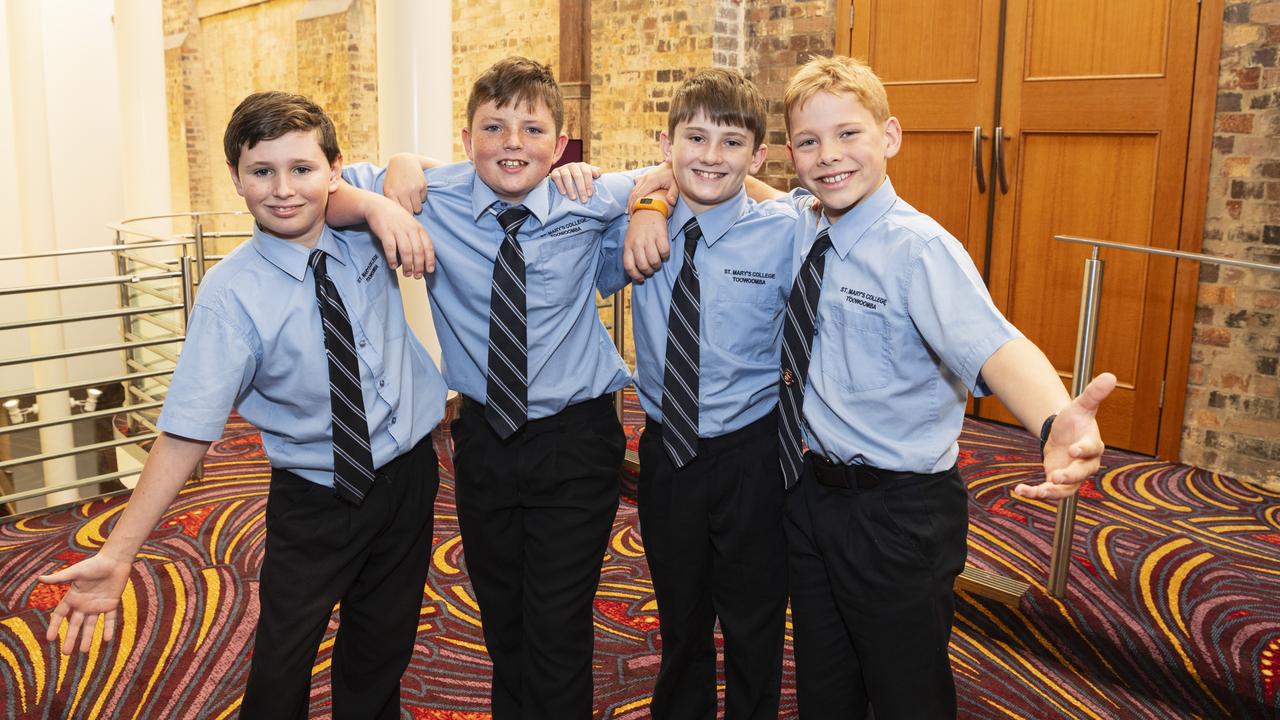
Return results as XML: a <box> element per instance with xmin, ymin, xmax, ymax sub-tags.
<box><xmin>807</xmin><ymin>454</ymin><xmax>923</xmax><ymax>491</ymax></box>
<box><xmin>460</xmin><ymin>393</ymin><xmax>613</xmax><ymax>432</ymax></box>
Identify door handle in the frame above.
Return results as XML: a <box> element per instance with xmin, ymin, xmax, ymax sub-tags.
<box><xmin>972</xmin><ymin>126</ymin><xmax>987</xmax><ymax>193</ymax></box>
<box><xmin>994</xmin><ymin>126</ymin><xmax>1010</xmax><ymax>194</ymax></box>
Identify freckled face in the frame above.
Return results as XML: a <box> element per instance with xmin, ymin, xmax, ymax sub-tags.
<box><xmin>463</xmin><ymin>99</ymin><xmax>568</xmax><ymax>204</ymax></box>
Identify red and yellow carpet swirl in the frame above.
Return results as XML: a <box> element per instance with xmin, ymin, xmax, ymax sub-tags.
<box><xmin>2</xmin><ymin>396</ymin><xmax>1278</xmax><ymax>718</ymax></box>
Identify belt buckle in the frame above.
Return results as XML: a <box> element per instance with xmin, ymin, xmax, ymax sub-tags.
<box><xmin>811</xmin><ymin>454</ymin><xmax>851</xmax><ymax>490</ymax></box>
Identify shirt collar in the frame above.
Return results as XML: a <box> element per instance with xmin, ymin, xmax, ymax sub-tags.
<box><xmin>823</xmin><ymin>176</ymin><xmax>898</xmax><ymax>259</ymax></box>
<box><xmin>668</xmin><ymin>187</ymin><xmax>748</xmax><ymax>248</ymax></box>
<box><xmin>469</xmin><ymin>168</ymin><xmax>551</xmax><ymax>227</ymax></box>
<box><xmin>250</xmin><ymin>224</ymin><xmax>345</xmax><ymax>282</ymax></box>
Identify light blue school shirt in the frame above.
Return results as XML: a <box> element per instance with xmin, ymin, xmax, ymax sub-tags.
<box><xmin>343</xmin><ymin>162</ymin><xmax>633</xmax><ymax>417</ymax></box>
<box><xmin>600</xmin><ymin>188</ymin><xmax>801</xmax><ymax>437</ymax></box>
<box><xmin>787</xmin><ymin>178</ymin><xmax>1022</xmax><ymax>473</ymax></box>
<box><xmin>157</xmin><ymin>224</ymin><xmax>447</xmax><ymax>487</ymax></box>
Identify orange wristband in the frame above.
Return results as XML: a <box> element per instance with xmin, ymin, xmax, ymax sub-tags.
<box><xmin>631</xmin><ymin>196</ymin><xmax>671</xmax><ymax>218</ymax></box>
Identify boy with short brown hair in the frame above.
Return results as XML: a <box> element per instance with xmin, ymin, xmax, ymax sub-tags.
<box><xmin>40</xmin><ymin>91</ymin><xmax>448</xmax><ymax>719</ymax></box>
<box><xmin>593</xmin><ymin>67</ymin><xmax>800</xmax><ymax>720</ymax></box>
<box><xmin>331</xmin><ymin>56</ymin><xmax>641</xmax><ymax>719</ymax></box>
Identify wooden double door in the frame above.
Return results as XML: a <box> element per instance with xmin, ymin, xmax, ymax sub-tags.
<box><xmin>843</xmin><ymin>0</ymin><xmax>1216</xmax><ymax>454</ymax></box>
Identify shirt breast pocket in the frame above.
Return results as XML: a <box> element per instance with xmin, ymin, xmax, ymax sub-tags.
<box><xmin>820</xmin><ymin>305</ymin><xmax>890</xmax><ymax>393</ymax></box>
<box><xmin>707</xmin><ymin>283</ymin><xmax>783</xmax><ymax>363</ymax></box>
<box><xmin>535</xmin><ymin>234</ymin><xmax>594</xmax><ymax>305</ymax></box>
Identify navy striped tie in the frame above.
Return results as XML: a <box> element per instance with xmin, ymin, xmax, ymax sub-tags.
<box><xmin>660</xmin><ymin>217</ymin><xmax>703</xmax><ymax>467</ymax></box>
<box><xmin>486</xmin><ymin>205</ymin><xmax>532</xmax><ymax>438</ymax></box>
<box><xmin>309</xmin><ymin>249</ymin><xmax>375</xmax><ymax>504</ymax></box>
<box><xmin>779</xmin><ymin>230</ymin><xmax>833</xmax><ymax>488</ymax></box>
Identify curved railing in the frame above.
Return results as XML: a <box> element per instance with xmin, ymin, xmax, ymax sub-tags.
<box><xmin>0</xmin><ymin>211</ymin><xmax>250</xmax><ymax>514</ymax></box>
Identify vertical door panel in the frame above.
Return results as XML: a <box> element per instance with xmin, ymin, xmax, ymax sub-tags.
<box><xmin>980</xmin><ymin>0</ymin><xmax>1200</xmax><ymax>452</ymax></box>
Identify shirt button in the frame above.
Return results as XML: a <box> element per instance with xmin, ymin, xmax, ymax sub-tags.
<box><xmin>390</xmin><ymin>415</ymin><xmax>397</xmax><ymax>425</ymax></box>
<box><xmin>359</xmin><ymin>339</ymin><xmax>367</xmax><ymax>348</ymax></box>
<box><xmin>379</xmin><ymin>378</ymin><xmax>386</xmax><ymax>388</ymax></box>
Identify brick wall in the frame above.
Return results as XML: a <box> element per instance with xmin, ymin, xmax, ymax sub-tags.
<box><xmin>744</xmin><ymin>1</ymin><xmax>837</xmax><ymax>190</ymax></box>
<box><xmin>583</xmin><ymin>0</ymin><xmax>835</xmax><ymax>179</ymax></box>
<box><xmin>589</xmin><ymin>1</ymin><xmax>715</xmax><ymax>172</ymax></box>
<box><xmin>450</xmin><ymin>0</ymin><xmax>559</xmax><ymax>160</ymax></box>
<box><xmin>1180</xmin><ymin>0</ymin><xmax>1280</xmax><ymax>488</ymax></box>
<box><xmin>162</xmin><ymin>0</ymin><xmax>378</xmax><ymax>237</ymax></box>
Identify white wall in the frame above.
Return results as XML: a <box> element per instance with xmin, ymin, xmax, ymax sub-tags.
<box><xmin>0</xmin><ymin>0</ymin><xmax>159</xmax><ymax>396</ymax></box>
<box><xmin>1</xmin><ymin>0</ymin><xmax>168</xmax><ymax>503</ymax></box>
<box><xmin>376</xmin><ymin>0</ymin><xmax>452</xmax><ymax>365</ymax></box>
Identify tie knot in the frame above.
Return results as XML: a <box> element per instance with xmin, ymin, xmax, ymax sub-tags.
<box><xmin>308</xmin><ymin>248</ymin><xmax>328</xmax><ymax>276</ymax></box>
<box><xmin>681</xmin><ymin>216</ymin><xmax>702</xmax><ymax>256</ymax></box>
<box><xmin>498</xmin><ymin>206</ymin><xmax>531</xmax><ymax>237</ymax></box>
<box><xmin>808</xmin><ymin>229</ymin><xmax>833</xmax><ymax>261</ymax></box>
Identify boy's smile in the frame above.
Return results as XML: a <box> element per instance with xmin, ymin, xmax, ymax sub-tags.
<box><xmin>787</xmin><ymin>91</ymin><xmax>901</xmax><ymax>223</ymax></box>
<box><xmin>662</xmin><ymin>111</ymin><xmax>767</xmax><ymax>214</ymax></box>
<box><xmin>463</xmin><ymin>99</ymin><xmax>568</xmax><ymax>205</ymax></box>
<box><xmin>229</xmin><ymin>129</ymin><xmax>341</xmax><ymax>247</ymax></box>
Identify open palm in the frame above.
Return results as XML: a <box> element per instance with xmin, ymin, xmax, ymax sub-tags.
<box><xmin>38</xmin><ymin>554</ymin><xmax>133</xmax><ymax>655</ymax></box>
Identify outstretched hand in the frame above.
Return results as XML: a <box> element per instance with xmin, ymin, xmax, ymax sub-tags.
<box><xmin>38</xmin><ymin>554</ymin><xmax>134</xmax><ymax>655</ymax></box>
<box><xmin>1014</xmin><ymin>372</ymin><xmax>1117</xmax><ymax>500</ymax></box>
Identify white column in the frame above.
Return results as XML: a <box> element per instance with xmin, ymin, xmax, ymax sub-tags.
<box><xmin>112</xmin><ymin>0</ymin><xmax>170</xmax><ymax>490</ymax></box>
<box><xmin>4</xmin><ymin>0</ymin><xmax>77</xmax><ymax>506</ymax></box>
<box><xmin>114</xmin><ymin>0</ymin><xmax>171</xmax><ymax>221</ymax></box>
<box><xmin>376</xmin><ymin>0</ymin><xmax>452</xmax><ymax>365</ymax></box>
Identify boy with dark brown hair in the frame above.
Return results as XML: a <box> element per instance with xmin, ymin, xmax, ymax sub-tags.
<box><xmin>40</xmin><ymin>91</ymin><xmax>448</xmax><ymax>719</ymax></box>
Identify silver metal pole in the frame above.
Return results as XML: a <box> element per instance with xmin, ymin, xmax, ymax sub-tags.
<box><xmin>613</xmin><ymin>290</ymin><xmax>627</xmax><ymax>420</ymax></box>
<box><xmin>1048</xmin><ymin>248</ymin><xmax>1104</xmax><ymax>598</ymax></box>
<box><xmin>193</xmin><ymin>218</ymin><xmax>207</xmax><ymax>282</ymax></box>
<box><xmin>180</xmin><ymin>255</ymin><xmax>194</xmax><ymax>322</ymax></box>
<box><xmin>179</xmin><ymin>252</ymin><xmax>203</xmax><ymax>481</ymax></box>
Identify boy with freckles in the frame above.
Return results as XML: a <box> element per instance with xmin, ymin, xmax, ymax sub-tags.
<box><xmin>626</xmin><ymin>56</ymin><xmax>1117</xmax><ymax>719</ymax></box>
<box><xmin>329</xmin><ymin>56</ymin><xmax>644</xmax><ymax>719</ymax></box>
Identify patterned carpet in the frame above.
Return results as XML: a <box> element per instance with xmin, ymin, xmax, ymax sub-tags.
<box><xmin>1</xmin><ymin>394</ymin><xmax>1278</xmax><ymax>719</ymax></box>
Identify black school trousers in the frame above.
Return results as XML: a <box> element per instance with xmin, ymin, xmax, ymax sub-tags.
<box><xmin>637</xmin><ymin>411</ymin><xmax>787</xmax><ymax>720</ymax></box>
<box><xmin>784</xmin><ymin>453</ymin><xmax>968</xmax><ymax>720</ymax></box>
<box><xmin>240</xmin><ymin>433</ymin><xmax>440</xmax><ymax>720</ymax></box>
<box><xmin>452</xmin><ymin>394</ymin><xmax>625</xmax><ymax>720</ymax></box>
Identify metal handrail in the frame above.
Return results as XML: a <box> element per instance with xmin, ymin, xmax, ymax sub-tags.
<box><xmin>0</xmin><ymin>335</ymin><xmax>184</xmax><ymax>368</ymax></box>
<box><xmin>125</xmin><ymin>284</ymin><xmax>181</xmax><ymax>304</ymax></box>
<box><xmin>116</xmin><ymin>252</ymin><xmax>175</xmax><ymax>271</ymax></box>
<box><xmin>0</xmin><ymin>271</ymin><xmax>182</xmax><ymax>297</ymax></box>
<box><xmin>0</xmin><ymin>210</ymin><xmax>258</xmax><ymax>512</ymax></box>
<box><xmin>0</xmin><ymin>432</ymin><xmax>160</xmax><ymax>472</ymax></box>
<box><xmin>127</xmin><ymin>380</ymin><xmax>170</xmax><ymax>402</ymax></box>
<box><xmin>0</xmin><ymin>468</ymin><xmax>146</xmax><ymax>506</ymax></box>
<box><xmin>12</xmin><ymin>368</ymin><xmax>175</xmax><ymax>399</ymax></box>
<box><xmin>1044</xmin><ymin>235</ymin><xmax>1280</xmax><ymax>598</ymax></box>
<box><xmin>0</xmin><ymin>238</ymin><xmax>195</xmax><ymax>263</ymax></box>
<box><xmin>0</xmin><ymin>401</ymin><xmax>164</xmax><ymax>437</ymax></box>
<box><xmin>116</xmin><ymin>210</ymin><xmax>249</xmax><ymax>225</ymax></box>
<box><xmin>0</xmin><ymin>304</ymin><xmax>183</xmax><ymax>333</ymax></box>
<box><xmin>135</xmin><ymin>313</ymin><xmax>183</xmax><ymax>336</ymax></box>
